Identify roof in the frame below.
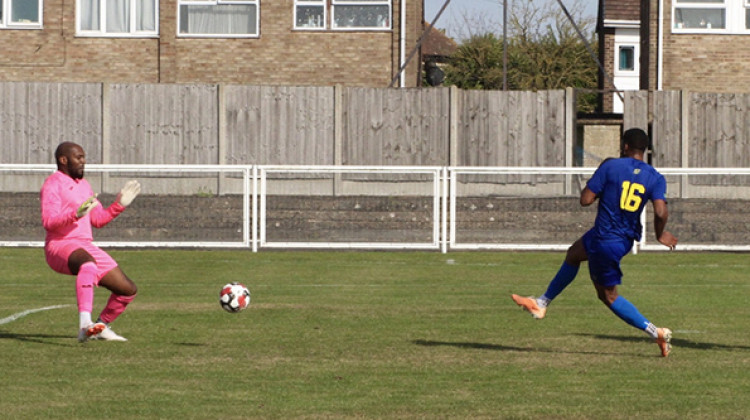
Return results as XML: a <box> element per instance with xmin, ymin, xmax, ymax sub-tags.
<box><xmin>421</xmin><ymin>25</ymin><xmax>458</xmax><ymax>59</ymax></box>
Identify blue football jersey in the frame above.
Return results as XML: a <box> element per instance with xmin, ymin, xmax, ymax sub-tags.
<box><xmin>585</xmin><ymin>157</ymin><xmax>667</xmax><ymax>242</ymax></box>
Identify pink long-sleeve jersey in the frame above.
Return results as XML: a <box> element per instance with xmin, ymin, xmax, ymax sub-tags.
<box><xmin>40</xmin><ymin>171</ymin><xmax>125</xmax><ymax>243</ymax></box>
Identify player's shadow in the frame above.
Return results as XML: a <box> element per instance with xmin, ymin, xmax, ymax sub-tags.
<box><xmin>0</xmin><ymin>331</ymin><xmax>72</xmax><ymax>346</ymax></box>
<box><xmin>413</xmin><ymin>339</ymin><xmax>629</xmax><ymax>356</ymax></box>
<box><xmin>574</xmin><ymin>333</ymin><xmax>750</xmax><ymax>352</ymax></box>
<box><xmin>414</xmin><ymin>339</ymin><xmax>530</xmax><ymax>352</ymax></box>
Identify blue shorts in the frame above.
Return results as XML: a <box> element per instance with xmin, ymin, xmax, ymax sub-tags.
<box><xmin>582</xmin><ymin>230</ymin><xmax>633</xmax><ymax>287</ymax></box>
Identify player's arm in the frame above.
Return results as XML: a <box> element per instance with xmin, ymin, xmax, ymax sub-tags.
<box><xmin>41</xmin><ymin>184</ymin><xmax>90</xmax><ymax>230</ymax></box>
<box><xmin>652</xmin><ymin>199</ymin><xmax>678</xmax><ymax>249</ymax></box>
<box><xmin>580</xmin><ymin>187</ymin><xmax>597</xmax><ymax>207</ymax></box>
<box><xmin>90</xmin><ymin>180</ymin><xmax>141</xmax><ymax>228</ymax></box>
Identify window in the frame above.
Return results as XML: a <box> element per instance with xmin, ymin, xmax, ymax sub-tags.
<box><xmin>618</xmin><ymin>46</ymin><xmax>635</xmax><ymax>71</ymax></box>
<box><xmin>672</xmin><ymin>0</ymin><xmax>750</xmax><ymax>33</ymax></box>
<box><xmin>77</xmin><ymin>0</ymin><xmax>158</xmax><ymax>37</ymax></box>
<box><xmin>332</xmin><ymin>0</ymin><xmax>390</xmax><ymax>30</ymax></box>
<box><xmin>178</xmin><ymin>0</ymin><xmax>259</xmax><ymax>37</ymax></box>
<box><xmin>295</xmin><ymin>0</ymin><xmax>391</xmax><ymax>31</ymax></box>
<box><xmin>1</xmin><ymin>0</ymin><xmax>43</xmax><ymax>29</ymax></box>
<box><xmin>295</xmin><ymin>0</ymin><xmax>325</xmax><ymax>29</ymax></box>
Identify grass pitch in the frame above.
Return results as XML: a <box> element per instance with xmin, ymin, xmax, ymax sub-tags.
<box><xmin>1</xmin><ymin>248</ymin><xmax>749</xmax><ymax>419</ymax></box>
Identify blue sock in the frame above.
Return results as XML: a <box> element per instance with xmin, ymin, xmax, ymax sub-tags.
<box><xmin>542</xmin><ymin>261</ymin><xmax>579</xmax><ymax>301</ymax></box>
<box><xmin>609</xmin><ymin>296</ymin><xmax>650</xmax><ymax>330</ymax></box>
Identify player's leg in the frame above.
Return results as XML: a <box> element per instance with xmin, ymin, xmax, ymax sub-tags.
<box><xmin>540</xmin><ymin>236</ymin><xmax>588</xmax><ymax>303</ymax></box>
<box><xmin>97</xmin><ymin>266</ymin><xmax>137</xmax><ymax>325</ymax></box>
<box><xmin>511</xmin><ymin>234</ymin><xmax>589</xmax><ymax>319</ymax></box>
<box><xmin>590</xmin><ymin>244</ymin><xmax>672</xmax><ymax>357</ymax></box>
<box><xmin>65</xmin><ymin>248</ymin><xmax>107</xmax><ymax>341</ymax></box>
<box><xmin>77</xmin><ymin>245</ymin><xmax>136</xmax><ymax>341</ymax></box>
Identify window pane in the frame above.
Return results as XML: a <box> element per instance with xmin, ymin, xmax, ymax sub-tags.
<box><xmin>674</xmin><ymin>8</ymin><xmax>725</xmax><ymax>29</ymax></box>
<box><xmin>11</xmin><ymin>0</ymin><xmax>39</xmax><ymax>23</ymax></box>
<box><xmin>676</xmin><ymin>0</ymin><xmax>723</xmax><ymax>3</ymax></box>
<box><xmin>107</xmin><ymin>0</ymin><xmax>130</xmax><ymax>33</ymax></box>
<box><xmin>297</xmin><ymin>6</ymin><xmax>324</xmax><ymax>28</ymax></box>
<box><xmin>180</xmin><ymin>4</ymin><xmax>257</xmax><ymax>35</ymax></box>
<box><xmin>137</xmin><ymin>0</ymin><xmax>156</xmax><ymax>31</ymax></box>
<box><xmin>333</xmin><ymin>5</ymin><xmax>390</xmax><ymax>28</ymax></box>
<box><xmin>81</xmin><ymin>0</ymin><xmax>101</xmax><ymax>31</ymax></box>
<box><xmin>619</xmin><ymin>46</ymin><xmax>635</xmax><ymax>71</ymax></box>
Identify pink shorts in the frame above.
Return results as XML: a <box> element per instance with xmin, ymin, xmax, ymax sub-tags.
<box><xmin>45</xmin><ymin>240</ymin><xmax>118</xmax><ymax>283</ymax></box>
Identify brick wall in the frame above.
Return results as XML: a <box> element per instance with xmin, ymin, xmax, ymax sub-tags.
<box><xmin>601</xmin><ymin>28</ymin><xmax>616</xmax><ymax>113</ymax></box>
<box><xmin>658</xmin><ymin>0</ymin><xmax>750</xmax><ymax>93</ymax></box>
<box><xmin>0</xmin><ymin>0</ymin><xmax>422</xmax><ymax>87</ymax></box>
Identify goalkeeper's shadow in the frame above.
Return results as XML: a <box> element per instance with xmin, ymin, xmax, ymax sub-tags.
<box><xmin>0</xmin><ymin>331</ymin><xmax>73</xmax><ymax>347</ymax></box>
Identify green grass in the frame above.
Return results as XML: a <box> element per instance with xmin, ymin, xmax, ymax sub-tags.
<box><xmin>1</xmin><ymin>248</ymin><xmax>749</xmax><ymax>419</ymax></box>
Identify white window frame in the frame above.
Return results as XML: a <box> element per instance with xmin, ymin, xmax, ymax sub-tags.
<box><xmin>672</xmin><ymin>0</ymin><xmax>750</xmax><ymax>33</ymax></box>
<box><xmin>177</xmin><ymin>0</ymin><xmax>259</xmax><ymax>38</ymax></box>
<box><xmin>331</xmin><ymin>0</ymin><xmax>391</xmax><ymax>31</ymax></box>
<box><xmin>76</xmin><ymin>0</ymin><xmax>159</xmax><ymax>38</ymax></box>
<box><xmin>0</xmin><ymin>0</ymin><xmax>43</xmax><ymax>29</ymax></box>
<box><xmin>615</xmin><ymin>45</ymin><xmax>638</xmax><ymax>74</ymax></box>
<box><xmin>294</xmin><ymin>0</ymin><xmax>326</xmax><ymax>31</ymax></box>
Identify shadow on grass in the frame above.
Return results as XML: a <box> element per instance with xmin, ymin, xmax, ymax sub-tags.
<box><xmin>0</xmin><ymin>331</ymin><xmax>72</xmax><ymax>346</ymax></box>
<box><xmin>413</xmin><ymin>339</ymin><xmax>630</xmax><ymax>356</ymax></box>
<box><xmin>575</xmin><ymin>333</ymin><xmax>750</xmax><ymax>352</ymax></box>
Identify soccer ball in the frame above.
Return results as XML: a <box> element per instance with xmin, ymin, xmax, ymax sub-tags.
<box><xmin>219</xmin><ymin>282</ymin><xmax>251</xmax><ymax>313</ymax></box>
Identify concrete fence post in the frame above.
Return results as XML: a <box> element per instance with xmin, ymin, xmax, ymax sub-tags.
<box><xmin>565</xmin><ymin>87</ymin><xmax>575</xmax><ymax>195</ymax></box>
<box><xmin>334</xmin><ymin>84</ymin><xmax>343</xmax><ymax>195</ymax></box>
<box><xmin>101</xmin><ymin>82</ymin><xmax>111</xmax><ymax>194</ymax></box>
<box><xmin>218</xmin><ymin>84</ymin><xmax>227</xmax><ymax>195</ymax></box>
<box><xmin>681</xmin><ymin>89</ymin><xmax>690</xmax><ymax>198</ymax></box>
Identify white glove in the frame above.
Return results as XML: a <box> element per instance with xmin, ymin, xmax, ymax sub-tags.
<box><xmin>117</xmin><ymin>180</ymin><xmax>141</xmax><ymax>207</ymax></box>
<box><xmin>76</xmin><ymin>196</ymin><xmax>99</xmax><ymax>218</ymax></box>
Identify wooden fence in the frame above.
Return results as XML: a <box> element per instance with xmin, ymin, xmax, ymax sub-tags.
<box><xmin>0</xmin><ymin>82</ymin><xmax>572</xmax><ymax>168</ymax></box>
<box><xmin>4</xmin><ymin>82</ymin><xmax>750</xmax><ymax>171</ymax></box>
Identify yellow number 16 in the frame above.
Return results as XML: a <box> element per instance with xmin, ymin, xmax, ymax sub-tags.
<box><xmin>620</xmin><ymin>181</ymin><xmax>645</xmax><ymax>212</ymax></box>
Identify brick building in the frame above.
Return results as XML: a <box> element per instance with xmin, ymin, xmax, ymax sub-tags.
<box><xmin>598</xmin><ymin>0</ymin><xmax>750</xmax><ymax>113</ymax></box>
<box><xmin>0</xmin><ymin>0</ymin><xmax>423</xmax><ymax>87</ymax></box>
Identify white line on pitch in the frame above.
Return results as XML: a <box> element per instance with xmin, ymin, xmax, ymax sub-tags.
<box><xmin>0</xmin><ymin>305</ymin><xmax>72</xmax><ymax>326</ymax></box>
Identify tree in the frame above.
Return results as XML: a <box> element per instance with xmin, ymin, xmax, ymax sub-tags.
<box><xmin>443</xmin><ymin>0</ymin><xmax>597</xmax><ymax>111</ymax></box>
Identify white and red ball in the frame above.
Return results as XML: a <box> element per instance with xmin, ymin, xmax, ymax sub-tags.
<box><xmin>219</xmin><ymin>282</ymin><xmax>251</xmax><ymax>313</ymax></box>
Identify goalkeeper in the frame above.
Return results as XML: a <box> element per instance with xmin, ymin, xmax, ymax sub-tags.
<box><xmin>40</xmin><ymin>142</ymin><xmax>141</xmax><ymax>342</ymax></box>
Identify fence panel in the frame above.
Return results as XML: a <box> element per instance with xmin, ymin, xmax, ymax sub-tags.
<box><xmin>0</xmin><ymin>82</ymin><xmax>101</xmax><ymax>164</ymax></box>
<box><xmin>458</xmin><ymin>90</ymin><xmax>566</xmax><ymax>168</ymax></box>
<box><xmin>651</xmin><ymin>90</ymin><xmax>682</xmax><ymax>167</ymax></box>
<box><xmin>623</xmin><ymin>90</ymin><xmax>649</xmax><ymax>132</ymax></box>
<box><xmin>225</xmin><ymin>85</ymin><xmax>335</xmax><ymax>165</ymax></box>
<box><xmin>108</xmin><ymin>83</ymin><xmax>219</xmax><ymax>164</ymax></box>
<box><xmin>341</xmin><ymin>87</ymin><xmax>450</xmax><ymax>166</ymax></box>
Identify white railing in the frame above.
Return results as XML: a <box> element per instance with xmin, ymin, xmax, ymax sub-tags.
<box><xmin>3</xmin><ymin>164</ymin><xmax>750</xmax><ymax>253</ymax></box>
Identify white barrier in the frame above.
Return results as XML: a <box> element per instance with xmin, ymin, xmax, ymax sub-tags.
<box><xmin>3</xmin><ymin>164</ymin><xmax>750</xmax><ymax>253</ymax></box>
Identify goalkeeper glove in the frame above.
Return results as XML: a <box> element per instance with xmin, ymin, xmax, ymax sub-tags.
<box><xmin>76</xmin><ymin>196</ymin><xmax>99</xmax><ymax>218</ymax></box>
<box><xmin>117</xmin><ymin>180</ymin><xmax>141</xmax><ymax>207</ymax></box>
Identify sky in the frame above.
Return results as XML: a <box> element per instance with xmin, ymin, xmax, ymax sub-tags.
<box><xmin>424</xmin><ymin>0</ymin><xmax>598</xmax><ymax>40</ymax></box>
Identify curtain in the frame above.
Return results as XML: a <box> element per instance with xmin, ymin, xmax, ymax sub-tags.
<box><xmin>81</xmin><ymin>0</ymin><xmax>100</xmax><ymax>30</ymax></box>
<box><xmin>137</xmin><ymin>0</ymin><xmax>156</xmax><ymax>31</ymax></box>
<box><xmin>182</xmin><ymin>4</ymin><xmax>256</xmax><ymax>35</ymax></box>
<box><xmin>106</xmin><ymin>0</ymin><xmax>130</xmax><ymax>33</ymax></box>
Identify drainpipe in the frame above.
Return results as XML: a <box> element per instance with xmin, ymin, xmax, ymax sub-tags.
<box><xmin>400</xmin><ymin>0</ymin><xmax>406</xmax><ymax>87</ymax></box>
<box><xmin>658</xmin><ymin>0</ymin><xmax>664</xmax><ymax>90</ymax></box>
